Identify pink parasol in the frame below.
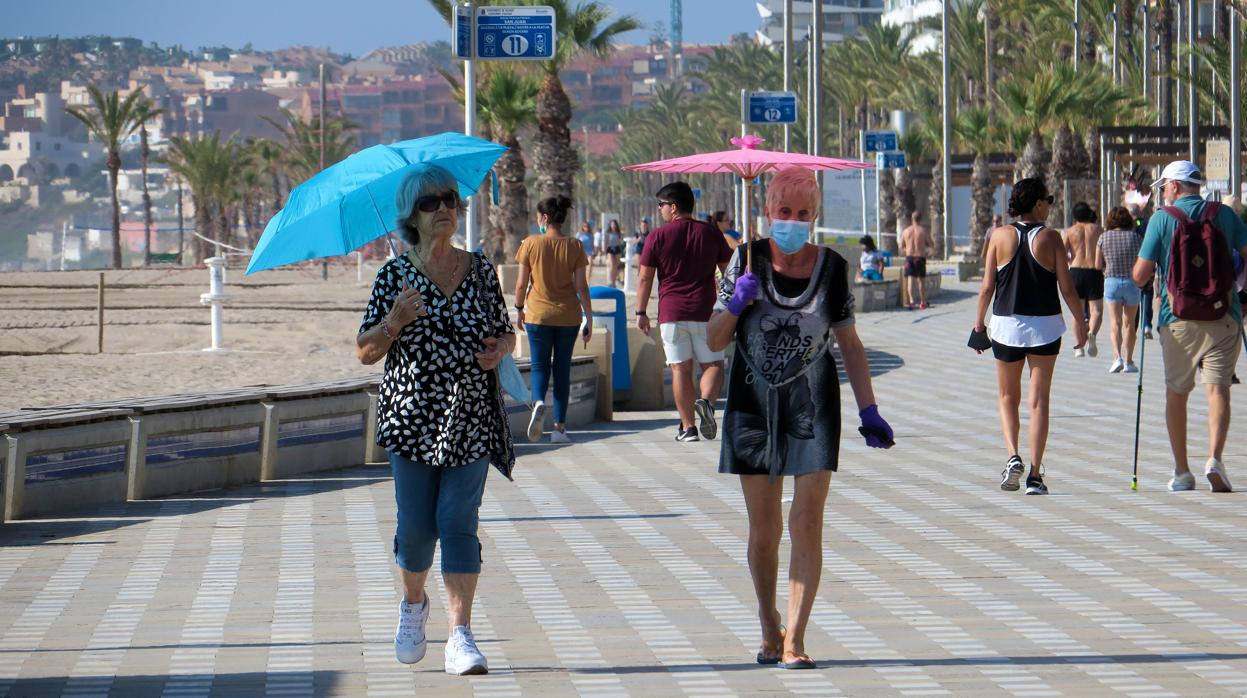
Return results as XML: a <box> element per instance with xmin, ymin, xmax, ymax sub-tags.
<box><xmin>624</xmin><ymin>135</ymin><xmax>873</xmax><ymax>267</ymax></box>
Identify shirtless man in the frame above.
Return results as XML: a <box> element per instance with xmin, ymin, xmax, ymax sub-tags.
<box><xmin>901</xmin><ymin>210</ymin><xmax>935</xmax><ymax>309</ymax></box>
<box><xmin>1062</xmin><ymin>201</ymin><xmax>1104</xmax><ymax>357</ymax></box>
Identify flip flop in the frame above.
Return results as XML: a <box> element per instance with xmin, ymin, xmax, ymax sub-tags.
<box><xmin>779</xmin><ymin>655</ymin><xmax>817</xmax><ymax>670</ymax></box>
<box><xmin>756</xmin><ymin>625</ymin><xmax>785</xmax><ymax>665</ymax></box>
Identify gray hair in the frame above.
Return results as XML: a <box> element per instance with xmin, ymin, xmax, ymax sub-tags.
<box><xmin>394</xmin><ymin>164</ymin><xmax>466</xmax><ymax>245</ymax></box>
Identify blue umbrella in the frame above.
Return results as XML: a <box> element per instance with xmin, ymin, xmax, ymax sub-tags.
<box><xmin>245</xmin><ymin>132</ymin><xmax>507</xmax><ymax>274</ymax></box>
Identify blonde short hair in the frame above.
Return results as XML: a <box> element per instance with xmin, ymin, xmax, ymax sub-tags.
<box><xmin>765</xmin><ymin>167</ymin><xmax>821</xmax><ymax>217</ymax></box>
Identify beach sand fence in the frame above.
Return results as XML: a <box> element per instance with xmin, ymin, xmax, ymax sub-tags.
<box><xmin>0</xmin><ymin>360</ymin><xmax>602</xmax><ymax>522</ymax></box>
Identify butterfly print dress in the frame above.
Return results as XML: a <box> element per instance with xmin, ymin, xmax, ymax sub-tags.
<box><xmin>716</xmin><ymin>240</ymin><xmax>855</xmax><ymax>480</ymax></box>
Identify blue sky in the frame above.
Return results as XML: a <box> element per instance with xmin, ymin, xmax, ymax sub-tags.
<box><xmin>4</xmin><ymin>1</ymin><xmax>761</xmax><ymax>56</ymax></box>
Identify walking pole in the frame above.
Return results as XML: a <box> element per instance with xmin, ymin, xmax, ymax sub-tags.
<box><xmin>1131</xmin><ymin>292</ymin><xmax>1150</xmax><ymax>491</ymax></box>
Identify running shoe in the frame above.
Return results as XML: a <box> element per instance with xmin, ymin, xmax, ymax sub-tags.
<box><xmin>527</xmin><ymin>401</ymin><xmax>546</xmax><ymax>443</ymax></box>
<box><xmin>1109</xmin><ymin>358</ymin><xmax>1125</xmax><ymax>373</ymax></box>
<box><xmin>1205</xmin><ymin>458</ymin><xmax>1234</xmax><ymax>493</ymax></box>
<box><xmin>919</xmin><ymin>302</ymin><xmax>930</xmax><ymax>309</ymax></box>
<box><xmin>1025</xmin><ymin>470</ymin><xmax>1048</xmax><ymax>495</ymax></box>
<box><xmin>1086</xmin><ymin>334</ymin><xmax>1098</xmax><ymax>357</ymax></box>
<box><xmin>395</xmin><ymin>595</ymin><xmax>430</xmax><ymax>665</ymax></box>
<box><xmin>694</xmin><ymin>399</ymin><xmax>718</xmax><ymax>440</ymax></box>
<box><xmin>1073</xmin><ymin>347</ymin><xmax>1085</xmax><ymax>358</ymax></box>
<box><xmin>1168</xmin><ymin>471</ymin><xmax>1196</xmax><ymax>491</ymax></box>
<box><xmin>1144</xmin><ymin>328</ymin><xmax>1154</xmax><ymax>340</ymax></box>
<box><xmin>444</xmin><ymin>626</ymin><xmax>488</xmax><ymax>675</ymax></box>
<box><xmin>549</xmin><ymin>429</ymin><xmax>571</xmax><ymax>444</ymax></box>
<box><xmin>1000</xmin><ymin>455</ymin><xmax>1024</xmax><ymax>491</ymax></box>
<box><xmin>676</xmin><ymin>425</ymin><xmax>700</xmax><ymax>442</ymax></box>
<box><xmin>1124</xmin><ymin>362</ymin><xmax>1139</xmax><ymax>373</ymax></box>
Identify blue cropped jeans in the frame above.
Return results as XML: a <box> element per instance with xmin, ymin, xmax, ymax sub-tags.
<box><xmin>525</xmin><ymin>323</ymin><xmax>580</xmax><ymax>423</ymax></box>
<box><xmin>389</xmin><ymin>452</ymin><xmax>489</xmax><ymax>575</ymax></box>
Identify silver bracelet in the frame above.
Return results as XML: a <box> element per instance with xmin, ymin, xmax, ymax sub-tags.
<box><xmin>381</xmin><ymin>319</ymin><xmax>396</xmax><ymax>341</ymax></box>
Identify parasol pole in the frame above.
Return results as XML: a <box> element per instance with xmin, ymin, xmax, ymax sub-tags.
<box><xmin>745</xmin><ymin>175</ymin><xmax>753</xmax><ymax>272</ymax></box>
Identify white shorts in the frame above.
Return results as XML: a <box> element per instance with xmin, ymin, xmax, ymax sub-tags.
<box><xmin>659</xmin><ymin>321</ymin><xmax>725</xmax><ymax>365</ymax></box>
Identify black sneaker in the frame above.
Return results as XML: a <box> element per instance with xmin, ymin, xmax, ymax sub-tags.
<box><xmin>1025</xmin><ymin>469</ymin><xmax>1048</xmax><ymax>495</ymax></box>
<box><xmin>1000</xmin><ymin>456</ymin><xmax>1024</xmax><ymax>491</ymax></box>
<box><xmin>676</xmin><ymin>425</ymin><xmax>700</xmax><ymax>442</ymax></box>
<box><xmin>694</xmin><ymin>399</ymin><xmax>718</xmax><ymax>440</ymax></box>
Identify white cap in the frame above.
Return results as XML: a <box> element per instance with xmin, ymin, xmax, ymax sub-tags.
<box><xmin>1152</xmin><ymin>160</ymin><xmax>1204</xmax><ymax>188</ymax></box>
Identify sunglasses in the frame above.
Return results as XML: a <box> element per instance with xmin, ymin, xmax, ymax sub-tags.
<box><xmin>657</xmin><ymin>200</ymin><xmax>676</xmax><ymax>208</ymax></box>
<box><xmin>415</xmin><ymin>191</ymin><xmax>460</xmax><ymax>213</ymax></box>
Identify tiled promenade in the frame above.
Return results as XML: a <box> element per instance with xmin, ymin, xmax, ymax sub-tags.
<box><xmin>3</xmin><ymin>283</ymin><xmax>1247</xmax><ymax>697</ymax></box>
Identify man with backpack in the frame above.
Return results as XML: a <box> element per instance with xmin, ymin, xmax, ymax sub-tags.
<box><xmin>1133</xmin><ymin>160</ymin><xmax>1247</xmax><ymax>493</ymax></box>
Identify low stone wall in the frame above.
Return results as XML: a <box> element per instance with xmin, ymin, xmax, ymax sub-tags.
<box><xmin>0</xmin><ymin>357</ymin><xmax>600</xmax><ymax>521</ymax></box>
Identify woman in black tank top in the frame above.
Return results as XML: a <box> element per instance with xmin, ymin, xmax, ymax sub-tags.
<box><xmin>974</xmin><ymin>178</ymin><xmax>1088</xmax><ymax>496</ymax></box>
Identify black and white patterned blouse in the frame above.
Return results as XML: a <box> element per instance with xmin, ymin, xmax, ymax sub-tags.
<box><xmin>360</xmin><ymin>251</ymin><xmax>515</xmax><ymax>477</ymax></box>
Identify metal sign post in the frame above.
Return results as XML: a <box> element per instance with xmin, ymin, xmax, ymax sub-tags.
<box><xmin>475</xmin><ymin>6</ymin><xmax>556</xmax><ymax>60</ymax></box>
<box><xmin>453</xmin><ymin>3</ymin><xmax>556</xmax><ymax>253</ymax></box>
<box><xmin>462</xmin><ymin>2</ymin><xmax>477</xmax><ymax>252</ymax></box>
<box><xmin>875</xmin><ymin>151</ymin><xmax>906</xmax><ymax>246</ymax></box>
<box><xmin>863</xmin><ymin>131</ymin><xmax>898</xmax><ymax>240</ymax></box>
<box><xmin>744</xmin><ymin>91</ymin><xmax>799</xmax><ymax>125</ymax></box>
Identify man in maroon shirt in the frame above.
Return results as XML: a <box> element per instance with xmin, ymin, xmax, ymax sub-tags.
<box><xmin>636</xmin><ymin>181</ymin><xmax>734</xmax><ymax>442</ymax></box>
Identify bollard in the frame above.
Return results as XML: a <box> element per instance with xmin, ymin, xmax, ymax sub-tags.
<box><xmin>200</xmin><ymin>256</ymin><xmax>231</xmax><ymax>352</ymax></box>
<box><xmin>97</xmin><ymin>272</ymin><xmax>105</xmax><ymax>353</ymax></box>
<box><xmin>356</xmin><ymin>251</ymin><xmax>363</xmax><ymax>284</ymax></box>
<box><xmin>623</xmin><ymin>241</ymin><xmax>633</xmax><ymax>293</ymax></box>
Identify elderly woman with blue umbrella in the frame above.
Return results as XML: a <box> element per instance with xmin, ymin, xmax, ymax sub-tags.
<box><xmin>248</xmin><ymin>134</ymin><xmax>513</xmax><ymax>676</ymax></box>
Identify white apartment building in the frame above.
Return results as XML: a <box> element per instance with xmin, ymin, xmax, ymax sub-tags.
<box><xmin>756</xmin><ymin>0</ymin><xmax>885</xmax><ymax>44</ymax></box>
<box><xmin>881</xmin><ymin>0</ymin><xmax>944</xmax><ymax>53</ymax></box>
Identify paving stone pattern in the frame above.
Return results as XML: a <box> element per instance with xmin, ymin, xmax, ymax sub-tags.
<box><xmin>2</xmin><ymin>283</ymin><xmax>1247</xmax><ymax>697</ymax></box>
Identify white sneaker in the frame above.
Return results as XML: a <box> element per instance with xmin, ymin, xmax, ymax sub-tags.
<box><xmin>1109</xmin><ymin>358</ymin><xmax>1125</xmax><ymax>373</ymax></box>
<box><xmin>526</xmin><ymin>401</ymin><xmax>546</xmax><ymax>443</ymax></box>
<box><xmin>445</xmin><ymin>625</ymin><xmax>488</xmax><ymax>675</ymax></box>
<box><xmin>1074</xmin><ymin>347</ymin><xmax>1085</xmax><ymax>357</ymax></box>
<box><xmin>1168</xmin><ymin>471</ymin><xmax>1196</xmax><ymax>492</ymax></box>
<box><xmin>549</xmin><ymin>429</ymin><xmax>571</xmax><ymax>444</ymax></box>
<box><xmin>1206</xmin><ymin>458</ymin><xmax>1233</xmax><ymax>493</ymax></box>
<box><xmin>1086</xmin><ymin>334</ymin><xmax>1098</xmax><ymax>357</ymax></box>
<box><xmin>1124</xmin><ymin>362</ymin><xmax>1139</xmax><ymax>373</ymax></box>
<box><xmin>395</xmin><ymin>595</ymin><xmax>429</xmax><ymax>664</ymax></box>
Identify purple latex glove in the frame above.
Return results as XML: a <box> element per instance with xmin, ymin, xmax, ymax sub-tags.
<box><xmin>727</xmin><ymin>271</ymin><xmax>760</xmax><ymax>316</ymax></box>
<box><xmin>858</xmin><ymin>404</ymin><xmax>894</xmax><ymax>449</ymax></box>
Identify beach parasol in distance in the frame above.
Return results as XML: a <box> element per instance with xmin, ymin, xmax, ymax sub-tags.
<box><xmin>246</xmin><ymin>132</ymin><xmax>506</xmax><ymax>275</ymax></box>
<box><xmin>623</xmin><ymin>134</ymin><xmax>872</xmax><ymax>268</ymax></box>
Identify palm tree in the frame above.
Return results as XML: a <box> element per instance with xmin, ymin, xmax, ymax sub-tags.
<box><xmin>262</xmin><ymin>108</ymin><xmax>358</xmax><ymax>185</ymax></box>
<box><xmin>131</xmin><ymin>97</ymin><xmax>167</xmax><ymax>265</ymax></box>
<box><xmin>64</xmin><ymin>84</ymin><xmax>145</xmax><ymax>268</ymax></box>
<box><xmin>161</xmin><ymin>134</ymin><xmax>237</xmax><ymax>263</ymax></box>
<box><xmin>525</xmin><ymin>0</ymin><xmax>639</xmax><ymax>200</ymax></box>
<box><xmin>443</xmin><ymin>63</ymin><xmax>541</xmax><ymax>261</ymax></box>
<box><xmin>954</xmin><ymin>107</ymin><xmax>998</xmax><ymax>256</ymax></box>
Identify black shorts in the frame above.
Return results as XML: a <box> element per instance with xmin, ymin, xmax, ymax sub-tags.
<box><xmin>904</xmin><ymin>256</ymin><xmax>927</xmax><ymax>278</ymax></box>
<box><xmin>991</xmin><ymin>338</ymin><xmax>1062</xmax><ymax>363</ymax></box>
<box><xmin>1071</xmin><ymin>267</ymin><xmax>1105</xmax><ymax>301</ymax></box>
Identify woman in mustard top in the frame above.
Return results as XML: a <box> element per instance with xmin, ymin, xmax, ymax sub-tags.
<box><xmin>515</xmin><ymin>196</ymin><xmax>594</xmax><ymax>443</ymax></box>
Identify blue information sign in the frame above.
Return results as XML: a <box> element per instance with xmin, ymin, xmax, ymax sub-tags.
<box><xmin>454</xmin><ymin>4</ymin><xmax>472</xmax><ymax>60</ymax></box>
<box><xmin>863</xmin><ymin>130</ymin><xmax>898</xmax><ymax>153</ymax></box>
<box><xmin>876</xmin><ymin>151</ymin><xmax>906</xmax><ymax>169</ymax></box>
<box><xmin>743</xmin><ymin>91</ymin><xmax>798</xmax><ymax>125</ymax></box>
<box><xmin>476</xmin><ymin>6</ymin><xmax>556</xmax><ymax>61</ymax></box>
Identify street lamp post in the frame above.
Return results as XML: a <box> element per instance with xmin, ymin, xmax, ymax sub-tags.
<box><xmin>783</xmin><ymin>0</ymin><xmax>792</xmax><ymax>153</ymax></box>
<box><xmin>1188</xmin><ymin>0</ymin><xmax>1198</xmax><ymax>161</ymax></box>
<box><xmin>1232</xmin><ymin>7</ymin><xmax>1242</xmax><ymax>204</ymax></box>
<box><xmin>941</xmin><ymin>0</ymin><xmax>952</xmax><ymax>258</ymax></box>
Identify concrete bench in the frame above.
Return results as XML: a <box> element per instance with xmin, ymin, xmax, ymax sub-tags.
<box><xmin>260</xmin><ymin>379</ymin><xmax>376</xmax><ymax>480</ymax></box>
<box><xmin>2</xmin><ymin>408</ymin><xmax>135</xmax><ymax>520</ymax></box>
<box><xmin>854</xmin><ymin>279</ymin><xmax>901</xmax><ymax>312</ymax></box>
<box><xmin>78</xmin><ymin>388</ymin><xmax>271</xmax><ymax>501</ymax></box>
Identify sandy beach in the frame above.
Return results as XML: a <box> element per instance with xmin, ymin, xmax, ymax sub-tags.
<box><xmin>0</xmin><ymin>258</ymin><xmax>635</xmax><ymax>411</ymax></box>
